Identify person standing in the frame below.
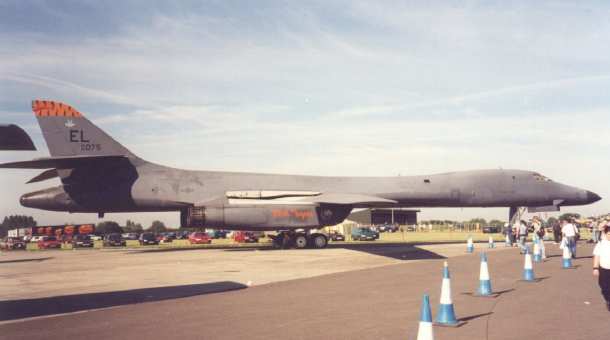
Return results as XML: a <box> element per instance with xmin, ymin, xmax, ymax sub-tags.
<box><xmin>562</xmin><ymin>219</ymin><xmax>579</xmax><ymax>258</ymax></box>
<box><xmin>593</xmin><ymin>224</ymin><xmax>610</xmax><ymax>311</ymax></box>
<box><xmin>533</xmin><ymin>217</ymin><xmax>546</xmax><ymax>259</ymax></box>
<box><xmin>553</xmin><ymin>219</ymin><xmax>562</xmax><ymax>244</ymax></box>
<box><xmin>518</xmin><ymin>220</ymin><xmax>528</xmax><ymax>254</ymax></box>
<box><xmin>590</xmin><ymin>220</ymin><xmax>600</xmax><ymax>243</ymax></box>
<box><xmin>504</xmin><ymin>222</ymin><xmax>513</xmax><ymax>247</ymax></box>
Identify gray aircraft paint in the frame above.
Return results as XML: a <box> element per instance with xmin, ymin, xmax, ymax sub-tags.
<box><xmin>1</xmin><ymin>101</ymin><xmax>601</xmax><ymax>231</ymax></box>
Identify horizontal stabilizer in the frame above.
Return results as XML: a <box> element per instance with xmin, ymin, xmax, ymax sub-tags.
<box><xmin>0</xmin><ymin>155</ymin><xmax>128</xmax><ymax>169</ymax></box>
<box><xmin>27</xmin><ymin>169</ymin><xmax>59</xmax><ymax>183</ymax></box>
<box><xmin>0</xmin><ymin>124</ymin><xmax>36</xmax><ymax>150</ymax></box>
<box><xmin>297</xmin><ymin>193</ymin><xmax>397</xmax><ymax>207</ymax></box>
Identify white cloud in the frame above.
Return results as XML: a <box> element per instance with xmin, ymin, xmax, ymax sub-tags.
<box><xmin>1</xmin><ymin>2</ymin><xmax>609</xmax><ymax>226</ymax></box>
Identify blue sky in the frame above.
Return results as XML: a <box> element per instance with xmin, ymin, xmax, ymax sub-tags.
<box><xmin>1</xmin><ymin>1</ymin><xmax>609</xmax><ymax>227</ymax></box>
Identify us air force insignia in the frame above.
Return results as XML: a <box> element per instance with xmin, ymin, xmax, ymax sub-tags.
<box><xmin>65</xmin><ymin>119</ymin><xmax>75</xmax><ymax>128</ymax></box>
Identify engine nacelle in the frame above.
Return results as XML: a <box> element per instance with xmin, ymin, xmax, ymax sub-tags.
<box><xmin>181</xmin><ymin>204</ymin><xmax>352</xmax><ymax>230</ymax></box>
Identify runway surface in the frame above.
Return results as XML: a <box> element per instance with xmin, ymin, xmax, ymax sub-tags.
<box><xmin>0</xmin><ymin>242</ymin><xmax>607</xmax><ymax>339</ymax></box>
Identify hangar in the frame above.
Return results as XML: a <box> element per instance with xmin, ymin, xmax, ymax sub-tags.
<box><xmin>348</xmin><ymin>208</ymin><xmax>420</xmax><ymax>226</ymax></box>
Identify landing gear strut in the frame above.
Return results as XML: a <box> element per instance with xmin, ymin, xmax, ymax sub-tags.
<box><xmin>271</xmin><ymin>231</ymin><xmax>328</xmax><ymax>249</ymax></box>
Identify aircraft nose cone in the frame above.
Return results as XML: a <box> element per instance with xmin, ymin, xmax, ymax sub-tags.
<box><xmin>586</xmin><ymin>190</ymin><xmax>601</xmax><ymax>204</ymax></box>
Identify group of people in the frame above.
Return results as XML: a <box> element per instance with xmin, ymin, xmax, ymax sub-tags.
<box><xmin>504</xmin><ymin>217</ymin><xmax>548</xmax><ymax>256</ymax></box>
<box><xmin>503</xmin><ymin>215</ymin><xmax>610</xmax><ymax>311</ymax></box>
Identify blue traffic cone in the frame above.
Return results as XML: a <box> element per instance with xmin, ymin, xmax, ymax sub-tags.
<box><xmin>533</xmin><ymin>239</ymin><xmax>542</xmax><ymax>263</ymax></box>
<box><xmin>467</xmin><ymin>237</ymin><xmax>474</xmax><ymax>253</ymax></box>
<box><xmin>416</xmin><ymin>294</ymin><xmax>434</xmax><ymax>340</ymax></box>
<box><xmin>523</xmin><ymin>249</ymin><xmax>535</xmax><ymax>281</ymax></box>
<box><xmin>477</xmin><ymin>253</ymin><xmax>493</xmax><ymax>296</ymax></box>
<box><xmin>562</xmin><ymin>245</ymin><xmax>572</xmax><ymax>269</ymax></box>
<box><xmin>435</xmin><ymin>262</ymin><xmax>458</xmax><ymax>326</ymax></box>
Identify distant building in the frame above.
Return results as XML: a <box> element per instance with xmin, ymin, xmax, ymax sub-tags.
<box><xmin>348</xmin><ymin>208</ymin><xmax>420</xmax><ymax>225</ymax></box>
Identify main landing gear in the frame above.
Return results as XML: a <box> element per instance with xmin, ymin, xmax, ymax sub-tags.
<box><xmin>271</xmin><ymin>231</ymin><xmax>328</xmax><ymax>249</ymax></box>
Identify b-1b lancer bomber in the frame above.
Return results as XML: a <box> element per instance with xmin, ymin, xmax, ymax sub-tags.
<box><xmin>0</xmin><ymin>100</ymin><xmax>601</xmax><ymax>248</ymax></box>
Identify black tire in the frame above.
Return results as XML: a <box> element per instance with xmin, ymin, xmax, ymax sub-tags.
<box><xmin>311</xmin><ymin>234</ymin><xmax>328</xmax><ymax>249</ymax></box>
<box><xmin>295</xmin><ymin>235</ymin><xmax>308</xmax><ymax>249</ymax></box>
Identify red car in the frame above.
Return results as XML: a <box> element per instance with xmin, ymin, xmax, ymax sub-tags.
<box><xmin>188</xmin><ymin>232</ymin><xmax>212</xmax><ymax>244</ymax></box>
<box><xmin>38</xmin><ymin>236</ymin><xmax>62</xmax><ymax>249</ymax></box>
<box><xmin>233</xmin><ymin>231</ymin><xmax>259</xmax><ymax>243</ymax></box>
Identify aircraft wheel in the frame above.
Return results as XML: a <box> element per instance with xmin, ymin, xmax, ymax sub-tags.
<box><xmin>295</xmin><ymin>235</ymin><xmax>308</xmax><ymax>249</ymax></box>
<box><xmin>311</xmin><ymin>234</ymin><xmax>328</xmax><ymax>249</ymax></box>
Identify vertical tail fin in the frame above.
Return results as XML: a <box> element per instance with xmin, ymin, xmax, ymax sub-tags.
<box><xmin>32</xmin><ymin>100</ymin><xmax>136</xmax><ymax>158</ymax></box>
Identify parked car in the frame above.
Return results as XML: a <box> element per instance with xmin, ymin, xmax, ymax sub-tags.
<box><xmin>139</xmin><ymin>232</ymin><xmax>159</xmax><ymax>245</ymax></box>
<box><xmin>72</xmin><ymin>234</ymin><xmax>94</xmax><ymax>248</ymax></box>
<box><xmin>1</xmin><ymin>237</ymin><xmax>26</xmax><ymax>250</ymax></box>
<box><xmin>104</xmin><ymin>233</ymin><xmax>126</xmax><ymax>247</ymax></box>
<box><xmin>121</xmin><ymin>233</ymin><xmax>139</xmax><ymax>240</ymax></box>
<box><xmin>176</xmin><ymin>231</ymin><xmax>190</xmax><ymax>239</ymax></box>
<box><xmin>188</xmin><ymin>232</ymin><xmax>212</xmax><ymax>244</ymax></box>
<box><xmin>378</xmin><ymin>224</ymin><xmax>398</xmax><ymax>233</ymax></box>
<box><xmin>160</xmin><ymin>232</ymin><xmax>176</xmax><ymax>243</ymax></box>
<box><xmin>38</xmin><ymin>236</ymin><xmax>62</xmax><ymax>249</ymax></box>
<box><xmin>233</xmin><ymin>231</ymin><xmax>259</xmax><ymax>243</ymax></box>
<box><xmin>482</xmin><ymin>225</ymin><xmax>501</xmax><ymax>233</ymax></box>
<box><xmin>207</xmin><ymin>230</ymin><xmax>228</xmax><ymax>239</ymax></box>
<box><xmin>351</xmin><ymin>227</ymin><xmax>377</xmax><ymax>241</ymax></box>
<box><xmin>30</xmin><ymin>235</ymin><xmax>45</xmax><ymax>243</ymax></box>
<box><xmin>329</xmin><ymin>231</ymin><xmax>345</xmax><ymax>242</ymax></box>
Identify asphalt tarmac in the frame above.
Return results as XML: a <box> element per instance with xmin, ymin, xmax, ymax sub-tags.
<box><xmin>0</xmin><ymin>242</ymin><xmax>607</xmax><ymax>339</ymax></box>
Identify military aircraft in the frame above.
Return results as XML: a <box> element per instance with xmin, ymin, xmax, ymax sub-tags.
<box><xmin>0</xmin><ymin>100</ymin><xmax>601</xmax><ymax>248</ymax></box>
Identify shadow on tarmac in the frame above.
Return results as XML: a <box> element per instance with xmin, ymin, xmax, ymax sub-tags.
<box><xmin>128</xmin><ymin>242</ymin><xmax>447</xmax><ymax>260</ymax></box>
<box><xmin>327</xmin><ymin>243</ymin><xmax>447</xmax><ymax>260</ymax></box>
<box><xmin>0</xmin><ymin>281</ymin><xmax>247</xmax><ymax>322</ymax></box>
<box><xmin>0</xmin><ymin>257</ymin><xmax>53</xmax><ymax>264</ymax></box>
<box><xmin>461</xmin><ymin>288</ymin><xmax>516</xmax><ymax>298</ymax></box>
<box><xmin>459</xmin><ymin>312</ymin><xmax>493</xmax><ymax>322</ymax></box>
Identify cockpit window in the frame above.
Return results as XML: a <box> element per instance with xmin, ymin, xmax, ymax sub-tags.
<box><xmin>533</xmin><ymin>173</ymin><xmax>553</xmax><ymax>182</ymax></box>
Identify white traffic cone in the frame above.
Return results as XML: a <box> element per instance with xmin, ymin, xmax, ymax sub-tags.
<box><xmin>416</xmin><ymin>294</ymin><xmax>434</xmax><ymax>340</ymax></box>
<box><xmin>467</xmin><ymin>237</ymin><xmax>474</xmax><ymax>253</ymax></box>
<box><xmin>562</xmin><ymin>245</ymin><xmax>572</xmax><ymax>269</ymax></box>
<box><xmin>477</xmin><ymin>252</ymin><xmax>493</xmax><ymax>296</ymax></box>
<box><xmin>533</xmin><ymin>239</ymin><xmax>541</xmax><ymax>263</ymax></box>
<box><xmin>523</xmin><ymin>249</ymin><xmax>535</xmax><ymax>281</ymax></box>
<box><xmin>488</xmin><ymin>236</ymin><xmax>495</xmax><ymax>249</ymax></box>
<box><xmin>435</xmin><ymin>261</ymin><xmax>458</xmax><ymax>326</ymax></box>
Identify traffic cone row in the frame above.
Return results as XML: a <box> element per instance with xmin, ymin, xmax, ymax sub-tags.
<box><xmin>413</xmin><ymin>237</ymin><xmax>572</xmax><ymax>338</ymax></box>
<box><xmin>466</xmin><ymin>237</ymin><xmax>474</xmax><ymax>253</ymax></box>
<box><xmin>562</xmin><ymin>245</ymin><xmax>572</xmax><ymax>269</ymax></box>
<box><xmin>477</xmin><ymin>253</ymin><xmax>493</xmax><ymax>296</ymax></box>
<box><xmin>522</xmin><ymin>249</ymin><xmax>535</xmax><ymax>281</ymax></box>
<box><xmin>416</xmin><ymin>294</ymin><xmax>434</xmax><ymax>340</ymax></box>
<box><xmin>435</xmin><ymin>262</ymin><xmax>458</xmax><ymax>326</ymax></box>
<box><xmin>533</xmin><ymin>239</ymin><xmax>542</xmax><ymax>263</ymax></box>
